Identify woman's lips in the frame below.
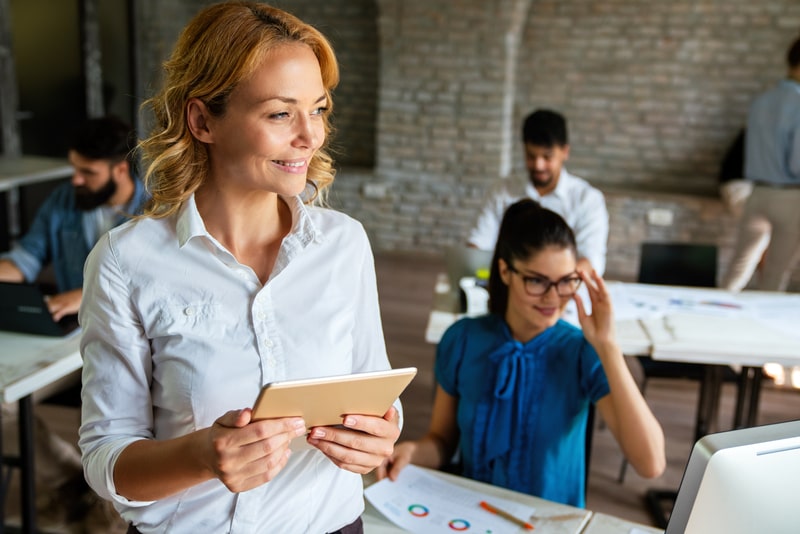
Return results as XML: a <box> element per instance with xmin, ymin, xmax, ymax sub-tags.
<box><xmin>534</xmin><ymin>306</ymin><xmax>559</xmax><ymax>317</ymax></box>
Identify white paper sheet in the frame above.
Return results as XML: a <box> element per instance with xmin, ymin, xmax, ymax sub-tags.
<box><xmin>365</xmin><ymin>465</ymin><xmax>537</xmax><ymax>533</ymax></box>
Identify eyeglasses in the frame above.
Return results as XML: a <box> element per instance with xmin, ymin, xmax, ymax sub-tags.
<box><xmin>507</xmin><ymin>264</ymin><xmax>582</xmax><ymax>297</ymax></box>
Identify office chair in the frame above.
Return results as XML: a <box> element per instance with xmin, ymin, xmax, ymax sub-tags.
<box><xmin>618</xmin><ymin>242</ymin><xmax>739</xmax><ymax>483</ymax></box>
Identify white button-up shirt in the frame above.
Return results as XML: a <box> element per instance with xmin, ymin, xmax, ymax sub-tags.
<box><xmin>467</xmin><ymin>169</ymin><xmax>609</xmax><ymax>275</ymax></box>
<box><xmin>79</xmin><ymin>195</ymin><xmax>395</xmax><ymax>533</ymax></box>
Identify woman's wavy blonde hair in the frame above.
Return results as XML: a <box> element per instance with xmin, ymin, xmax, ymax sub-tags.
<box><xmin>138</xmin><ymin>1</ymin><xmax>340</xmax><ymax>218</ymax></box>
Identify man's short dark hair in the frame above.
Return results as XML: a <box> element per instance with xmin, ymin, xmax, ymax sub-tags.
<box><xmin>787</xmin><ymin>35</ymin><xmax>800</xmax><ymax>69</ymax></box>
<box><xmin>521</xmin><ymin>109</ymin><xmax>568</xmax><ymax>147</ymax></box>
<box><xmin>68</xmin><ymin>115</ymin><xmax>134</xmax><ymax>163</ymax></box>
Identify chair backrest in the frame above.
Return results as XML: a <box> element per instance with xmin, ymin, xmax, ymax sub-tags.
<box><xmin>638</xmin><ymin>242</ymin><xmax>718</xmax><ymax>288</ymax></box>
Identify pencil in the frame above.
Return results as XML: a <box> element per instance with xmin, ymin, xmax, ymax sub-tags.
<box><xmin>479</xmin><ymin>500</ymin><xmax>535</xmax><ymax>530</ymax></box>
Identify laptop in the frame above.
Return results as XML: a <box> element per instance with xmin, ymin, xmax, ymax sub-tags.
<box><xmin>0</xmin><ymin>281</ymin><xmax>80</xmax><ymax>336</ymax></box>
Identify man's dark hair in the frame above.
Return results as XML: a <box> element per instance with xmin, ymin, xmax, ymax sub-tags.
<box><xmin>788</xmin><ymin>35</ymin><xmax>800</xmax><ymax>69</ymax></box>
<box><xmin>68</xmin><ymin>115</ymin><xmax>135</xmax><ymax>163</ymax></box>
<box><xmin>521</xmin><ymin>109</ymin><xmax>568</xmax><ymax>147</ymax></box>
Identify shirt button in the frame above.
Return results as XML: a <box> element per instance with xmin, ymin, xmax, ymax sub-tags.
<box><xmin>184</xmin><ymin>307</ymin><xmax>195</xmax><ymax>316</ymax></box>
<box><xmin>256</xmin><ymin>311</ymin><xmax>266</xmax><ymax>321</ymax></box>
<box><xmin>267</xmin><ymin>358</ymin><xmax>276</xmax><ymax>367</ymax></box>
<box><xmin>264</xmin><ymin>338</ymin><xmax>274</xmax><ymax>348</ymax></box>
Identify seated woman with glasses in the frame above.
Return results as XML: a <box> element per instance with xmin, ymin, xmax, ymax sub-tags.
<box><xmin>377</xmin><ymin>199</ymin><xmax>665</xmax><ymax>507</ymax></box>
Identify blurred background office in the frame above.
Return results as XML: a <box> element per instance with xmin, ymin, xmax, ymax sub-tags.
<box><xmin>2</xmin><ymin>0</ymin><xmax>800</xmax><ymax>528</ymax></box>
<box><xmin>2</xmin><ymin>0</ymin><xmax>800</xmax><ymax>286</ymax></box>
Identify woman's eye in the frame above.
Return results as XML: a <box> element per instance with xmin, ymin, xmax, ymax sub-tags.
<box><xmin>312</xmin><ymin>106</ymin><xmax>329</xmax><ymax>116</ymax></box>
<box><xmin>269</xmin><ymin>111</ymin><xmax>290</xmax><ymax>119</ymax></box>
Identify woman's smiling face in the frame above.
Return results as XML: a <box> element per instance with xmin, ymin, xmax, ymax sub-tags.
<box><xmin>499</xmin><ymin>245</ymin><xmax>578</xmax><ymax>341</ymax></box>
<box><xmin>201</xmin><ymin>42</ymin><xmax>328</xmax><ymax>196</ymax></box>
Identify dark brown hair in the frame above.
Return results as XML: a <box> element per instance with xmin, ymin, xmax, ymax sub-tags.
<box><xmin>488</xmin><ymin>199</ymin><xmax>577</xmax><ymax>315</ymax></box>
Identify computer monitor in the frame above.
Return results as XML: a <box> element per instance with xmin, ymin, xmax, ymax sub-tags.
<box><xmin>666</xmin><ymin>419</ymin><xmax>800</xmax><ymax>534</ymax></box>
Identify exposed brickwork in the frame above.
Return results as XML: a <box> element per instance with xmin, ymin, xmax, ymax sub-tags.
<box><xmin>133</xmin><ymin>0</ymin><xmax>800</xmax><ymax>287</ymax></box>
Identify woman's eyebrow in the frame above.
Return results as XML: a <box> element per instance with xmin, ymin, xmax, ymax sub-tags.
<box><xmin>257</xmin><ymin>94</ymin><xmax>327</xmax><ymax>105</ymax></box>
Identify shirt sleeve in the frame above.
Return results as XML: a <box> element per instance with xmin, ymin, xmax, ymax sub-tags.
<box><xmin>790</xmin><ymin>122</ymin><xmax>800</xmax><ymax>180</ymax></box>
<box><xmin>572</xmin><ymin>188</ymin><xmax>609</xmax><ymax>276</ymax></box>
<box><xmin>78</xmin><ymin>232</ymin><xmax>156</xmax><ymax>507</ymax></box>
<box><xmin>348</xmin><ymin>224</ymin><xmax>405</xmax><ymax>425</ymax></box>
<box><xmin>434</xmin><ymin>319</ymin><xmax>470</xmax><ymax>396</ymax></box>
<box><xmin>467</xmin><ymin>182</ymin><xmax>511</xmax><ymax>250</ymax></box>
<box><xmin>1</xmin><ymin>191</ymin><xmax>65</xmax><ymax>282</ymax></box>
<box><xmin>350</xmin><ymin>225</ymin><xmax>390</xmax><ymax>372</ymax></box>
<box><xmin>0</xmin><ymin>245</ymin><xmax>41</xmax><ymax>283</ymax></box>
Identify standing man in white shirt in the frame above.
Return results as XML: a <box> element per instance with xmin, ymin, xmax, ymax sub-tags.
<box><xmin>468</xmin><ymin>109</ymin><xmax>609</xmax><ymax>275</ymax></box>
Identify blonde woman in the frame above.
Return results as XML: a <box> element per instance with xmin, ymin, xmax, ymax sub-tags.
<box><xmin>78</xmin><ymin>3</ymin><xmax>398</xmax><ymax>532</ymax></box>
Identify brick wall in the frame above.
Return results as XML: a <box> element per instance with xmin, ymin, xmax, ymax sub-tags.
<box><xmin>134</xmin><ymin>0</ymin><xmax>378</xmax><ymax>166</ymax></box>
<box><xmin>133</xmin><ymin>0</ymin><xmax>800</xmax><ymax>286</ymax></box>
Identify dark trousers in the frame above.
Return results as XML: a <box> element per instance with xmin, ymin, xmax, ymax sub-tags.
<box><xmin>328</xmin><ymin>516</ymin><xmax>363</xmax><ymax>534</ymax></box>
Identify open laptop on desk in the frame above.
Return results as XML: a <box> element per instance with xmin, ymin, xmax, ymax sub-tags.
<box><xmin>0</xmin><ymin>281</ymin><xmax>80</xmax><ymax>336</ymax></box>
<box><xmin>665</xmin><ymin>419</ymin><xmax>800</xmax><ymax>534</ymax></box>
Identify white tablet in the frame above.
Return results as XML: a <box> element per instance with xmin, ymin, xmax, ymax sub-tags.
<box><xmin>252</xmin><ymin>367</ymin><xmax>417</xmax><ymax>427</ymax></box>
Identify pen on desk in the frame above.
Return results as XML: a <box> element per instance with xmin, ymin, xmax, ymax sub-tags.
<box><xmin>479</xmin><ymin>500</ymin><xmax>535</xmax><ymax>530</ymax></box>
<box><xmin>699</xmin><ymin>300</ymin><xmax>741</xmax><ymax>309</ymax></box>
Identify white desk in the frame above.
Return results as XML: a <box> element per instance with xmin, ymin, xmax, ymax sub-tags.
<box><xmin>581</xmin><ymin>512</ymin><xmax>663</xmax><ymax>534</ymax></box>
<box><xmin>608</xmin><ymin>282</ymin><xmax>800</xmax><ymax>368</ymax></box>
<box><xmin>426</xmin><ymin>280</ymin><xmax>800</xmax><ymax>428</ymax></box>
<box><xmin>0</xmin><ymin>330</ymin><xmax>82</xmax><ymax>534</ymax></box>
<box><xmin>610</xmin><ymin>282</ymin><xmax>800</xmax><ymax>433</ymax></box>
<box><xmin>362</xmin><ymin>468</ymin><xmax>660</xmax><ymax>533</ymax></box>
<box><xmin>0</xmin><ymin>156</ymin><xmax>72</xmax><ymax>242</ymax></box>
<box><xmin>363</xmin><ymin>467</ymin><xmax>591</xmax><ymax>533</ymax></box>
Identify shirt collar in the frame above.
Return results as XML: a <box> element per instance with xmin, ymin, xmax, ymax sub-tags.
<box><xmin>782</xmin><ymin>77</ymin><xmax>800</xmax><ymax>93</ymax></box>
<box><xmin>175</xmin><ymin>195</ymin><xmax>207</xmax><ymax>247</ymax></box>
<box><xmin>175</xmin><ymin>194</ymin><xmax>324</xmax><ymax>250</ymax></box>
<box><xmin>524</xmin><ymin>167</ymin><xmax>572</xmax><ymax>202</ymax></box>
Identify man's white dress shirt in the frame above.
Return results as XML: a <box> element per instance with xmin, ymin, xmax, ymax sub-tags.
<box><xmin>467</xmin><ymin>169</ymin><xmax>609</xmax><ymax>275</ymax></box>
<box><xmin>79</xmin><ymin>195</ymin><xmax>395</xmax><ymax>533</ymax></box>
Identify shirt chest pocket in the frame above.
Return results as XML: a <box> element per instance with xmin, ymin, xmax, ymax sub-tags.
<box><xmin>148</xmin><ymin>300</ymin><xmax>237</xmax><ymax>341</ymax></box>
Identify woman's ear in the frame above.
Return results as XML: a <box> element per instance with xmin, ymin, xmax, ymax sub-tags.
<box><xmin>497</xmin><ymin>258</ymin><xmax>511</xmax><ymax>286</ymax></box>
<box><xmin>186</xmin><ymin>98</ymin><xmax>213</xmax><ymax>143</ymax></box>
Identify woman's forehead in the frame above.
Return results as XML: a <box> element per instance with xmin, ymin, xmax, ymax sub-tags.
<box><xmin>515</xmin><ymin>245</ymin><xmax>576</xmax><ymax>273</ymax></box>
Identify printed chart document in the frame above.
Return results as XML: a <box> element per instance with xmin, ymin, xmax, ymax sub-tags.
<box><xmin>365</xmin><ymin>465</ymin><xmax>537</xmax><ymax>533</ymax></box>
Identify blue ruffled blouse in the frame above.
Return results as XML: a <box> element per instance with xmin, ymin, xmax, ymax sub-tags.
<box><xmin>436</xmin><ymin>314</ymin><xmax>609</xmax><ymax>507</ymax></box>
